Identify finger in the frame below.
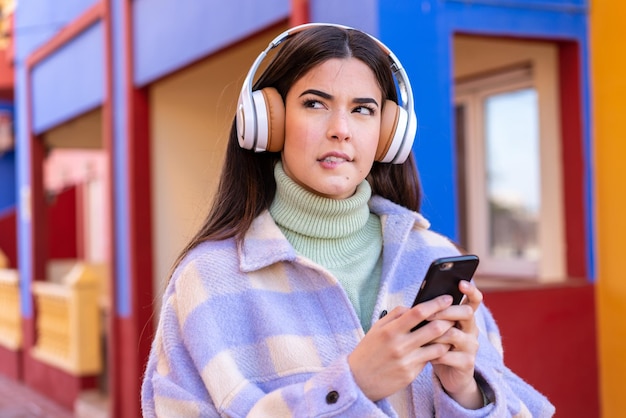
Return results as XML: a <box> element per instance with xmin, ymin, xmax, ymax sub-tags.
<box><xmin>431</xmin><ymin>350</ymin><xmax>477</xmax><ymax>372</ymax></box>
<box><xmin>459</xmin><ymin>280</ymin><xmax>483</xmax><ymax>312</ymax></box>
<box><xmin>455</xmin><ymin>281</ymin><xmax>483</xmax><ymax>333</ymax></box>
<box><xmin>405</xmin><ymin>295</ymin><xmax>454</xmax><ymax>332</ymax></box>
<box><xmin>427</xmin><ymin>304</ymin><xmax>474</xmax><ymax>323</ymax></box>
<box><xmin>410</xmin><ymin>319</ymin><xmax>455</xmax><ymax>346</ymax></box>
<box><xmin>408</xmin><ymin>342</ymin><xmax>452</xmax><ymax>364</ymax></box>
<box><xmin>433</xmin><ymin>327</ymin><xmax>479</xmax><ymax>354</ymax></box>
<box><xmin>370</xmin><ymin>306</ymin><xmax>409</xmax><ymax>331</ymax></box>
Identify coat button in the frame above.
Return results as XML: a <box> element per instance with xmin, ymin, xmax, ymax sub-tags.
<box><xmin>325</xmin><ymin>390</ymin><xmax>339</xmax><ymax>404</ymax></box>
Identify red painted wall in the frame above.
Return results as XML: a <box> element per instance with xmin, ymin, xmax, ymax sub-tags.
<box><xmin>0</xmin><ymin>346</ymin><xmax>21</xmax><ymax>379</ymax></box>
<box><xmin>0</xmin><ymin>186</ymin><xmax>78</xmax><ymax>269</ymax></box>
<box><xmin>0</xmin><ymin>207</ymin><xmax>16</xmax><ymax>267</ymax></box>
<box><xmin>46</xmin><ymin>186</ymin><xmax>78</xmax><ymax>260</ymax></box>
<box><xmin>485</xmin><ymin>282</ymin><xmax>598</xmax><ymax>417</ymax></box>
<box><xmin>558</xmin><ymin>41</ymin><xmax>587</xmax><ymax>279</ymax></box>
<box><xmin>24</xmin><ymin>343</ymin><xmax>97</xmax><ymax>410</ymax></box>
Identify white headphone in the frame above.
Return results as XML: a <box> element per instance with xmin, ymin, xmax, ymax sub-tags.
<box><xmin>236</xmin><ymin>23</ymin><xmax>417</xmax><ymax>164</ymax></box>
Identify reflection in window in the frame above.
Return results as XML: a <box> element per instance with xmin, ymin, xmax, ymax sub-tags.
<box><xmin>484</xmin><ymin>88</ymin><xmax>539</xmax><ymax>262</ymax></box>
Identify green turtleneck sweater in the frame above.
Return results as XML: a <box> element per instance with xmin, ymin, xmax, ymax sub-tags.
<box><xmin>269</xmin><ymin>162</ymin><xmax>383</xmax><ymax>332</ymax></box>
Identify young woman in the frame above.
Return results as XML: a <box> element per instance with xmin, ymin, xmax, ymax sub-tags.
<box><xmin>141</xmin><ymin>24</ymin><xmax>555</xmax><ymax>417</ymax></box>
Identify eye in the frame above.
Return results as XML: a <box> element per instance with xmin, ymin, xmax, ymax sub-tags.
<box><xmin>302</xmin><ymin>99</ymin><xmax>325</xmax><ymax>109</ymax></box>
<box><xmin>353</xmin><ymin>105</ymin><xmax>376</xmax><ymax>116</ymax></box>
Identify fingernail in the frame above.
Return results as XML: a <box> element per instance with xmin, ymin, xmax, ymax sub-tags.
<box><xmin>443</xmin><ymin>295</ymin><xmax>453</xmax><ymax>304</ymax></box>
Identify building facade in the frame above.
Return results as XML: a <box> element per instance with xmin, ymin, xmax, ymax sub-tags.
<box><xmin>0</xmin><ymin>0</ymin><xmax>622</xmax><ymax>417</ymax></box>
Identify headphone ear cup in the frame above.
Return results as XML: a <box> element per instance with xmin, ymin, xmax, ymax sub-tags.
<box><xmin>377</xmin><ymin>100</ymin><xmax>407</xmax><ymax>163</ymax></box>
<box><xmin>241</xmin><ymin>87</ymin><xmax>285</xmax><ymax>152</ymax></box>
<box><xmin>237</xmin><ymin>87</ymin><xmax>285</xmax><ymax>152</ymax></box>
<box><xmin>259</xmin><ymin>87</ymin><xmax>285</xmax><ymax>152</ymax></box>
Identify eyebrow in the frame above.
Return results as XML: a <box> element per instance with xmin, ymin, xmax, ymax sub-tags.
<box><xmin>299</xmin><ymin>89</ymin><xmax>379</xmax><ymax>107</ymax></box>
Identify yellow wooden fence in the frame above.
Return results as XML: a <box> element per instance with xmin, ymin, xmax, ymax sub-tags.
<box><xmin>31</xmin><ymin>262</ymin><xmax>104</xmax><ymax>376</ymax></box>
<box><xmin>0</xmin><ymin>267</ymin><xmax>21</xmax><ymax>350</ymax></box>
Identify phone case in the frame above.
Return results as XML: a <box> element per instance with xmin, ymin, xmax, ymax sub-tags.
<box><xmin>410</xmin><ymin>254</ymin><xmax>479</xmax><ymax>331</ymax></box>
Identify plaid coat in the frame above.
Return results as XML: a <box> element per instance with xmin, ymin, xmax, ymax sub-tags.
<box><xmin>142</xmin><ymin>196</ymin><xmax>555</xmax><ymax>417</ymax></box>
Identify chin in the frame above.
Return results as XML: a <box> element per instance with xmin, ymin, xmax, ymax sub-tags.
<box><xmin>315</xmin><ymin>186</ymin><xmax>357</xmax><ymax>200</ymax></box>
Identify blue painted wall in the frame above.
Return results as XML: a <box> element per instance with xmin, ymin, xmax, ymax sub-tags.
<box><xmin>0</xmin><ymin>101</ymin><xmax>14</xmax><ymax>213</ymax></box>
<box><xmin>15</xmin><ymin>0</ymin><xmax>102</xmax><ymax>132</ymax></box>
<box><xmin>14</xmin><ymin>0</ymin><xmax>99</xmax><ymax>62</ymax></box>
<box><xmin>132</xmin><ymin>0</ymin><xmax>291</xmax><ymax>86</ymax></box>
<box><xmin>309</xmin><ymin>0</ymin><xmax>378</xmax><ymax>35</ymax></box>
<box><xmin>31</xmin><ymin>22</ymin><xmax>105</xmax><ymax>133</ymax></box>
<box><xmin>0</xmin><ymin>150</ymin><xmax>15</xmax><ymax>213</ymax></box>
<box><xmin>109</xmin><ymin>0</ymin><xmax>131</xmax><ymax>317</ymax></box>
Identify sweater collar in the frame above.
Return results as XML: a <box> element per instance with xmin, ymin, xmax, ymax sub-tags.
<box><xmin>238</xmin><ymin>170</ymin><xmax>431</xmax><ymax>273</ymax></box>
<box><xmin>238</xmin><ymin>198</ymin><xmax>431</xmax><ymax>273</ymax></box>
<box><xmin>268</xmin><ymin>161</ymin><xmax>372</xmax><ymax>239</ymax></box>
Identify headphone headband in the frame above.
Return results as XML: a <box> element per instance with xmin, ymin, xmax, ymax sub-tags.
<box><xmin>236</xmin><ymin>23</ymin><xmax>417</xmax><ymax>164</ymax></box>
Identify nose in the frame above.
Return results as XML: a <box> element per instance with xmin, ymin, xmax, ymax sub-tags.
<box><xmin>326</xmin><ymin>110</ymin><xmax>351</xmax><ymax>141</ymax></box>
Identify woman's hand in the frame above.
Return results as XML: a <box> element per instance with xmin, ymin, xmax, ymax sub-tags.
<box><xmin>348</xmin><ymin>295</ymin><xmax>455</xmax><ymax>401</ymax></box>
<box><xmin>429</xmin><ymin>280</ymin><xmax>485</xmax><ymax>409</ymax></box>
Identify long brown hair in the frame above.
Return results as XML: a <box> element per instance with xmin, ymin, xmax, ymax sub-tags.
<box><xmin>174</xmin><ymin>25</ymin><xmax>422</xmax><ymax>270</ymax></box>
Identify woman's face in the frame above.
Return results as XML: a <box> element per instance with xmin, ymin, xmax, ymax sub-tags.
<box><xmin>282</xmin><ymin>58</ymin><xmax>382</xmax><ymax>200</ymax></box>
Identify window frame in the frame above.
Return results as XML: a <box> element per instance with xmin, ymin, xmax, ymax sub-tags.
<box><xmin>455</xmin><ymin>63</ymin><xmax>566</xmax><ymax>281</ymax></box>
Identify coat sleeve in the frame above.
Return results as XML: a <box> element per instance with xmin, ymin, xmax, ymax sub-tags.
<box><xmin>430</xmin><ymin>304</ymin><xmax>556</xmax><ymax>417</ymax></box>
<box><xmin>141</xmin><ymin>272</ymin><xmax>397</xmax><ymax>418</ymax></box>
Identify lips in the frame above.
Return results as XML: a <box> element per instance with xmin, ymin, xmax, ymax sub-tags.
<box><xmin>320</xmin><ymin>155</ymin><xmax>346</xmax><ymax>163</ymax></box>
<box><xmin>318</xmin><ymin>152</ymin><xmax>351</xmax><ymax>163</ymax></box>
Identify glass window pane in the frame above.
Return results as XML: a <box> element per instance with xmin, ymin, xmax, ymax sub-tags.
<box><xmin>484</xmin><ymin>88</ymin><xmax>540</xmax><ymax>262</ymax></box>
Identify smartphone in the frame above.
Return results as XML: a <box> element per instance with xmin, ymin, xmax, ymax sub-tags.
<box><xmin>410</xmin><ymin>254</ymin><xmax>479</xmax><ymax>332</ymax></box>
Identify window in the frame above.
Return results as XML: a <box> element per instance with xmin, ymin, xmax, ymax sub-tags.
<box><xmin>484</xmin><ymin>88</ymin><xmax>540</xmax><ymax>264</ymax></box>
<box><xmin>454</xmin><ymin>37</ymin><xmax>566</xmax><ymax>281</ymax></box>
